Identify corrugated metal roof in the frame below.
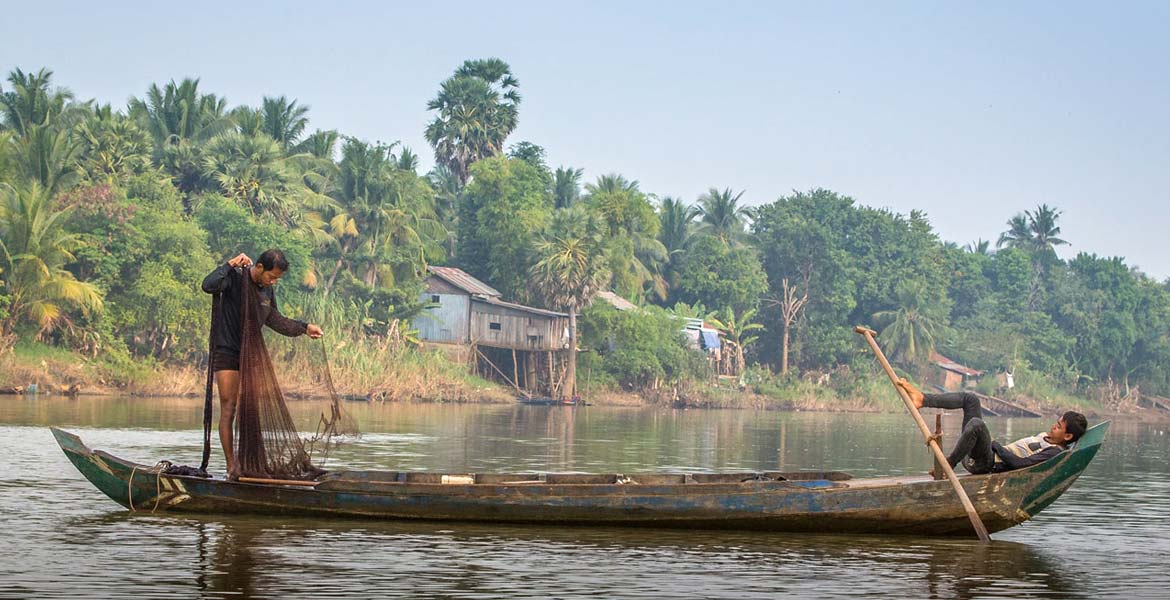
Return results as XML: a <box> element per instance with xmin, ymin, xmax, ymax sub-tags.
<box><xmin>427</xmin><ymin>266</ymin><xmax>502</xmax><ymax>297</ymax></box>
<box><xmin>931</xmin><ymin>351</ymin><xmax>984</xmax><ymax>377</ymax></box>
<box><xmin>595</xmin><ymin>290</ymin><xmax>638</xmax><ymax>311</ymax></box>
<box><xmin>474</xmin><ymin>296</ymin><xmax>568</xmax><ymax>318</ymax></box>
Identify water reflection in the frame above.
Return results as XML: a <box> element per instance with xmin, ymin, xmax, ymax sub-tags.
<box><xmin>49</xmin><ymin>512</ymin><xmax>1086</xmax><ymax>599</ymax></box>
<box><xmin>2</xmin><ymin>397</ymin><xmax>1167</xmax><ymax>598</ymax></box>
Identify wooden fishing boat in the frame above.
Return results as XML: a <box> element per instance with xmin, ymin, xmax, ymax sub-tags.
<box><xmin>51</xmin><ymin>422</ymin><xmax>1108</xmax><ymax>536</ymax></box>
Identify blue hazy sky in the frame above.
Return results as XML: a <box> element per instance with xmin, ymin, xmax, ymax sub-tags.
<box><xmin>4</xmin><ymin>1</ymin><xmax>1168</xmax><ymax>278</ymax></box>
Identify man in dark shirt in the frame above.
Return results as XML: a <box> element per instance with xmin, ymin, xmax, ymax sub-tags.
<box><xmin>896</xmin><ymin>379</ymin><xmax>1088</xmax><ymax>474</ymax></box>
<box><xmin>202</xmin><ymin>249</ymin><xmax>323</xmax><ymax>478</ymax></box>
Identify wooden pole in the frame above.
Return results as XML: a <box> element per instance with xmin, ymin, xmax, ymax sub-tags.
<box><xmin>853</xmin><ymin>326</ymin><xmax>991</xmax><ymax>543</ymax></box>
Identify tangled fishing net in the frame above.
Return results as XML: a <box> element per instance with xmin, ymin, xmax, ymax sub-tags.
<box><xmin>183</xmin><ymin>274</ymin><xmax>358</xmax><ymax>481</ymax></box>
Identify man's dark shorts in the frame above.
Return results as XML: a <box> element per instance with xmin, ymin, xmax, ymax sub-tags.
<box><xmin>212</xmin><ymin>350</ymin><xmax>240</xmax><ymax>372</ymax></box>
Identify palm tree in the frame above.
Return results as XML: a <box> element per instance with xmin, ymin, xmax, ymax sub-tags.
<box><xmin>964</xmin><ymin>239</ymin><xmax>991</xmax><ymax>255</ymax></box>
<box><xmin>697</xmin><ymin>187</ymin><xmax>749</xmax><ymax>245</ymax></box>
<box><xmin>997</xmin><ymin>204</ymin><xmax>1068</xmax><ymax>253</ymax></box>
<box><xmin>260</xmin><ymin>96</ymin><xmax>310</xmax><ymax>151</ymax></box>
<box><xmin>322</xmin><ymin>138</ymin><xmax>446</xmax><ymax>290</ymax></box>
<box><xmin>658</xmin><ymin>196</ymin><xmax>698</xmax><ymax>258</ymax></box>
<box><xmin>201</xmin><ymin>132</ymin><xmax>298</xmax><ymax>223</ymax></box>
<box><xmin>425</xmin><ymin>58</ymin><xmax>521</xmax><ymax>184</ymax></box>
<box><xmin>76</xmin><ymin>112</ymin><xmax>150</xmax><ymax>183</ymax></box>
<box><xmin>129</xmin><ymin>79</ymin><xmax>231</xmax><ymax>150</ymax></box>
<box><xmin>553</xmin><ymin>166</ymin><xmax>583</xmax><ymax>209</ymax></box>
<box><xmin>0</xmin><ymin>68</ymin><xmax>82</xmax><ymax>137</ymax></box>
<box><xmin>0</xmin><ymin>183</ymin><xmax>102</xmax><ymax>336</ymax></box>
<box><xmin>426</xmin><ymin>164</ymin><xmax>462</xmax><ymax>255</ymax></box>
<box><xmin>657</xmin><ymin>196</ymin><xmax>697</xmax><ymax>294</ymax></box>
<box><xmin>871</xmin><ymin>281</ymin><xmax>942</xmax><ymax>365</ymax></box>
<box><xmin>1024</xmin><ymin>204</ymin><xmax>1068</xmax><ymax>252</ymax></box>
<box><xmin>530</xmin><ymin>206</ymin><xmax>611</xmax><ymax>399</ymax></box>
<box><xmin>705</xmin><ymin>307</ymin><xmax>763</xmax><ymax>376</ymax></box>
<box><xmin>394</xmin><ymin>147</ymin><xmax>419</xmax><ymax>173</ymax></box>
<box><xmin>10</xmin><ymin>122</ymin><xmax>83</xmax><ymax>196</ymax></box>
<box><xmin>584</xmin><ymin>174</ymin><xmax>668</xmax><ymax>301</ymax></box>
<box><xmin>293</xmin><ymin>129</ymin><xmax>340</xmax><ymax>160</ymax></box>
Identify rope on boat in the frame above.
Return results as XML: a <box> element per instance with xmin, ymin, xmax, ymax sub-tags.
<box><xmin>127</xmin><ymin>460</ymin><xmax>172</xmax><ymax>514</ymax></box>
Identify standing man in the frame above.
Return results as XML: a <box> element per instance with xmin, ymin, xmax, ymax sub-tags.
<box><xmin>202</xmin><ymin>249</ymin><xmax>323</xmax><ymax>479</ymax></box>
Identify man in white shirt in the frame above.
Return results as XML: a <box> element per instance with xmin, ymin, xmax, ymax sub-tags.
<box><xmin>896</xmin><ymin>379</ymin><xmax>1088</xmax><ymax>474</ymax></box>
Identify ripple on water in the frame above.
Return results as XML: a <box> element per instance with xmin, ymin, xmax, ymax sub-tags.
<box><xmin>2</xmin><ymin>401</ymin><xmax>1168</xmax><ymax>598</ymax></box>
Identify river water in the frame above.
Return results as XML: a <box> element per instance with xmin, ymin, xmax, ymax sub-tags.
<box><xmin>0</xmin><ymin>396</ymin><xmax>1166</xmax><ymax>599</ymax></box>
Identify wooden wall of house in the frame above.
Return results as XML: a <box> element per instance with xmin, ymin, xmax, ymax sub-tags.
<box><xmin>413</xmin><ymin>290</ymin><xmax>470</xmax><ymax>343</ymax></box>
<box><xmin>470</xmin><ymin>300</ymin><xmax>567</xmax><ymax>351</ymax></box>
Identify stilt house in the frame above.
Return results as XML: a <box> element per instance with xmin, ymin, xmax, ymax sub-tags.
<box><xmin>413</xmin><ymin>266</ymin><xmax>570</xmax><ymax>396</ymax></box>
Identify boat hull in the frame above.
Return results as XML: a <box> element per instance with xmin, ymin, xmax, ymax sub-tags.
<box><xmin>51</xmin><ymin>422</ymin><xmax>1107</xmax><ymax>536</ymax></box>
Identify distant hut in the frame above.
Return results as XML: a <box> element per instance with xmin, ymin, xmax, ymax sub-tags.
<box><xmin>413</xmin><ymin>266</ymin><xmax>570</xmax><ymax>397</ymax></box>
<box><xmin>930</xmin><ymin>351</ymin><xmax>984</xmax><ymax>391</ymax></box>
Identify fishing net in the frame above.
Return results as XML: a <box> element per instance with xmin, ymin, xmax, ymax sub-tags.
<box><xmin>191</xmin><ymin>272</ymin><xmax>358</xmax><ymax>481</ymax></box>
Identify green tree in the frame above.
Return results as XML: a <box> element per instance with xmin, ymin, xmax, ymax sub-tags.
<box><xmin>705</xmin><ymin>306</ymin><xmax>763</xmax><ymax>375</ymax></box>
<box><xmin>697</xmin><ymin>187</ymin><xmax>749</xmax><ymax>245</ymax></box>
<box><xmin>584</xmin><ymin>174</ymin><xmax>667</xmax><ymax>301</ymax></box>
<box><xmin>553</xmin><ymin>166</ymin><xmax>583</xmax><ymax>209</ymax></box>
<box><xmin>260</xmin><ymin>95</ymin><xmax>310</xmax><ymax>151</ymax></box>
<box><xmin>871</xmin><ymin>281</ymin><xmax>945</xmax><ymax>366</ymax></box>
<box><xmin>425</xmin><ymin>58</ymin><xmax>521</xmax><ymax>184</ymax></box>
<box><xmin>674</xmin><ymin>235</ymin><xmax>767</xmax><ymax>315</ymax></box>
<box><xmin>0</xmin><ymin>183</ymin><xmax>102</xmax><ymax>336</ymax></box>
<box><xmin>1</xmin><ymin>68</ymin><xmax>82</xmax><ymax>137</ymax></box>
<box><xmin>458</xmin><ymin>156</ymin><xmax>551</xmax><ymax>299</ymax></box>
<box><xmin>530</xmin><ymin>206</ymin><xmax>612</xmax><ymax>398</ymax></box>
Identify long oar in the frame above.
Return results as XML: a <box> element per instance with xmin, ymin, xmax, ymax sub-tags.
<box><xmin>853</xmin><ymin>326</ymin><xmax>991</xmax><ymax>543</ymax></box>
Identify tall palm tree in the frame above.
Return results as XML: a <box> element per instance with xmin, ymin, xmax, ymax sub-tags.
<box><xmin>530</xmin><ymin>207</ymin><xmax>611</xmax><ymax>399</ymax></box>
<box><xmin>1024</xmin><ymin>204</ymin><xmax>1068</xmax><ymax>252</ymax></box>
<box><xmin>0</xmin><ymin>68</ymin><xmax>82</xmax><ymax>137</ymax></box>
<box><xmin>260</xmin><ymin>95</ymin><xmax>310</xmax><ymax>151</ymax></box>
<box><xmin>997</xmin><ymin>204</ymin><xmax>1068</xmax><ymax>253</ymax></box>
<box><xmin>658</xmin><ymin>196</ymin><xmax>698</xmax><ymax>258</ymax></box>
<box><xmin>697</xmin><ymin>187</ymin><xmax>749</xmax><ymax>245</ymax></box>
<box><xmin>0</xmin><ymin>183</ymin><xmax>102</xmax><ymax>336</ymax></box>
<box><xmin>129</xmin><ymin>79</ymin><xmax>231</xmax><ymax>149</ymax></box>
<box><xmin>657</xmin><ymin>196</ymin><xmax>697</xmax><ymax>295</ymax></box>
<box><xmin>553</xmin><ymin>166</ymin><xmax>583</xmax><ymax>209</ymax></box>
<box><xmin>871</xmin><ymin>281</ymin><xmax>942</xmax><ymax>365</ymax></box>
<box><xmin>425</xmin><ymin>59</ymin><xmax>521</xmax><ymax>184</ymax></box>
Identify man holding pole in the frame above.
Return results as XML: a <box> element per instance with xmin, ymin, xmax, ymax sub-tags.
<box><xmin>895</xmin><ymin>379</ymin><xmax>1088</xmax><ymax>474</ymax></box>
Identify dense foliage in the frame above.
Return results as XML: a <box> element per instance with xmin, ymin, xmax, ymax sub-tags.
<box><xmin>1</xmin><ymin>62</ymin><xmax>1167</xmax><ymax>403</ymax></box>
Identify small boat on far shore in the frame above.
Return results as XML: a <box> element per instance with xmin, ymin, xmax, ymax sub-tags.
<box><xmin>51</xmin><ymin>421</ymin><xmax>1108</xmax><ymax>537</ymax></box>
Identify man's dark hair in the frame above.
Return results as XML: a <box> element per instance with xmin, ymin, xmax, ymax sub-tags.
<box><xmin>257</xmin><ymin>249</ymin><xmax>289</xmax><ymax>272</ymax></box>
<box><xmin>1063</xmin><ymin>411</ymin><xmax>1088</xmax><ymax>443</ymax></box>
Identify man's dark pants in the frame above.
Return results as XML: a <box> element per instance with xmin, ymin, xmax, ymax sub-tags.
<box><xmin>922</xmin><ymin>392</ymin><xmax>995</xmax><ymax>474</ymax></box>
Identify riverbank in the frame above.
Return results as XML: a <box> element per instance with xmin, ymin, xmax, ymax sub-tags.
<box><xmin>2</xmin><ymin>340</ymin><xmax>1163</xmax><ymax>422</ymax></box>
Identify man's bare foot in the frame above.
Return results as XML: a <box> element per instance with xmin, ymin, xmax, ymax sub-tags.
<box><xmin>896</xmin><ymin>378</ymin><xmax>925</xmax><ymax>409</ymax></box>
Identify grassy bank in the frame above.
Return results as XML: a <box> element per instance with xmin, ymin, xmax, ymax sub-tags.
<box><xmin>0</xmin><ymin>338</ymin><xmax>512</xmax><ymax>402</ymax></box>
<box><xmin>2</xmin><ymin>339</ymin><xmax>1150</xmax><ymax>423</ymax></box>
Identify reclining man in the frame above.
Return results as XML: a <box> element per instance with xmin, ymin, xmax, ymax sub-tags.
<box><xmin>895</xmin><ymin>379</ymin><xmax>1088</xmax><ymax>474</ymax></box>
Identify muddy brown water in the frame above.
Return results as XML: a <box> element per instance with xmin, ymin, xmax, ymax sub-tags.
<box><xmin>1</xmin><ymin>396</ymin><xmax>1166</xmax><ymax>598</ymax></box>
